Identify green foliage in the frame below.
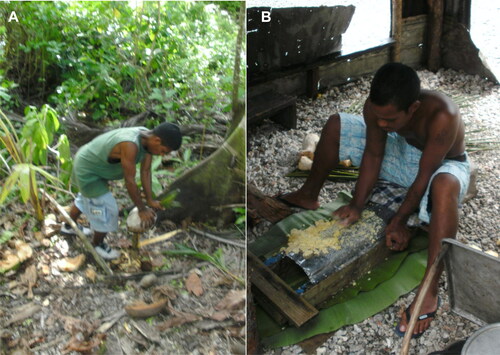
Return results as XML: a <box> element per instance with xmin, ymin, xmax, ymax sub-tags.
<box><xmin>233</xmin><ymin>207</ymin><xmax>245</xmax><ymax>229</ymax></box>
<box><xmin>0</xmin><ymin>71</ymin><xmax>18</xmax><ymax>109</ymax></box>
<box><xmin>0</xmin><ymin>230</ymin><xmax>14</xmax><ymax>245</ymax></box>
<box><xmin>0</xmin><ymin>2</ymin><xmax>244</xmax><ymax>124</ymax></box>
<box><xmin>22</xmin><ymin>105</ymin><xmax>59</xmax><ymax>165</ymax></box>
<box><xmin>0</xmin><ymin>108</ymin><xmax>67</xmax><ymax>221</ymax></box>
<box><xmin>164</xmin><ymin>243</ymin><xmax>243</xmax><ymax>285</ymax></box>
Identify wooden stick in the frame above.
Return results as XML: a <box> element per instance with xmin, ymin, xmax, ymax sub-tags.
<box><xmin>138</xmin><ymin>229</ymin><xmax>183</xmax><ymax>248</ymax></box>
<box><xmin>41</xmin><ymin>189</ymin><xmax>113</xmax><ymax>275</ymax></box>
<box><xmin>189</xmin><ymin>227</ymin><xmax>245</xmax><ymax>248</ymax></box>
<box><xmin>400</xmin><ymin>244</ymin><xmax>450</xmax><ymax>355</ymax></box>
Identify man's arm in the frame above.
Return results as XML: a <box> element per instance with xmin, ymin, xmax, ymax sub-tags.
<box><xmin>140</xmin><ymin>153</ymin><xmax>154</xmax><ymax>203</ymax></box>
<box><xmin>140</xmin><ymin>154</ymin><xmax>164</xmax><ymax>210</ymax></box>
<box><xmin>351</xmin><ymin>118</ymin><xmax>387</xmax><ymax>210</ymax></box>
<box><xmin>120</xmin><ymin>142</ymin><xmax>147</xmax><ymax>211</ymax></box>
<box><xmin>334</xmin><ymin>102</ymin><xmax>387</xmax><ymax>225</ymax></box>
<box><xmin>392</xmin><ymin>112</ymin><xmax>459</xmax><ymax>224</ymax></box>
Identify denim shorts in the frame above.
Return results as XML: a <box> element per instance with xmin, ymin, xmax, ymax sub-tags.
<box><xmin>338</xmin><ymin>113</ymin><xmax>470</xmax><ymax>223</ymax></box>
<box><xmin>75</xmin><ymin>191</ymin><xmax>119</xmax><ymax>233</ymax></box>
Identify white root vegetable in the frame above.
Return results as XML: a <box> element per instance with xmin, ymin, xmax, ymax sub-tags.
<box><xmin>298</xmin><ymin>156</ymin><xmax>313</xmax><ymax>171</ymax></box>
<box><xmin>298</xmin><ymin>133</ymin><xmax>319</xmax><ymax>171</ymax></box>
<box><xmin>302</xmin><ymin>133</ymin><xmax>320</xmax><ymax>152</ymax></box>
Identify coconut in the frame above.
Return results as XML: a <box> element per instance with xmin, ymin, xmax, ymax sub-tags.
<box><xmin>127</xmin><ymin>207</ymin><xmax>156</xmax><ymax>233</ymax></box>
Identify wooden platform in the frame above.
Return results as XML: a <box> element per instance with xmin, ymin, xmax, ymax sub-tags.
<box><xmin>248</xmin><ymin>252</ymin><xmax>318</xmax><ymax>327</ymax></box>
<box><xmin>247</xmin><ymin>90</ymin><xmax>297</xmax><ymax>129</ymax></box>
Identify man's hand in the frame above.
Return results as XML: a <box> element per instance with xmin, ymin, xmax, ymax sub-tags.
<box><xmin>147</xmin><ymin>199</ymin><xmax>164</xmax><ymax>210</ymax></box>
<box><xmin>333</xmin><ymin>204</ymin><xmax>361</xmax><ymax>226</ymax></box>
<box><xmin>138</xmin><ymin>207</ymin><xmax>156</xmax><ymax>229</ymax></box>
<box><xmin>385</xmin><ymin>218</ymin><xmax>412</xmax><ymax>251</ymax></box>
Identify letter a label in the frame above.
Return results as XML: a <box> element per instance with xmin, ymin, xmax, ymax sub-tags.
<box><xmin>8</xmin><ymin>11</ymin><xmax>19</xmax><ymax>23</ymax></box>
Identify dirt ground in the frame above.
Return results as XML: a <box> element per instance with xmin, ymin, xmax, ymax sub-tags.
<box><xmin>0</xmin><ymin>183</ymin><xmax>245</xmax><ymax>355</ymax></box>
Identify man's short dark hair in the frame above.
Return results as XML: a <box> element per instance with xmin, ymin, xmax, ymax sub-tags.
<box><xmin>369</xmin><ymin>62</ymin><xmax>421</xmax><ymax>112</ymax></box>
<box><xmin>153</xmin><ymin>122</ymin><xmax>182</xmax><ymax>150</ymax></box>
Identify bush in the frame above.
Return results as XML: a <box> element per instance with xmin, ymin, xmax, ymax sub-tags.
<box><xmin>0</xmin><ymin>2</ymin><xmax>244</xmax><ymax>124</ymax></box>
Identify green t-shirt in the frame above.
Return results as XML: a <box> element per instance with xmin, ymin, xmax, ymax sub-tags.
<box><xmin>73</xmin><ymin>127</ymin><xmax>148</xmax><ymax>197</ymax></box>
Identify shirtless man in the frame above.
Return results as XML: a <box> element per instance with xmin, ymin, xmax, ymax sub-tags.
<box><xmin>61</xmin><ymin>122</ymin><xmax>182</xmax><ymax>260</ymax></box>
<box><xmin>280</xmin><ymin>63</ymin><xmax>470</xmax><ymax>337</ymax></box>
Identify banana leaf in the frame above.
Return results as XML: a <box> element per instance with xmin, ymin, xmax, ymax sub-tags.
<box><xmin>248</xmin><ymin>191</ymin><xmax>353</xmax><ymax>259</ymax></box>
<box><xmin>250</xmin><ymin>192</ymin><xmax>429</xmax><ymax>348</ymax></box>
<box><xmin>260</xmin><ymin>249</ymin><xmax>427</xmax><ymax>348</ymax></box>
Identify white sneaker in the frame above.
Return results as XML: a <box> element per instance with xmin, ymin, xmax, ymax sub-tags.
<box><xmin>60</xmin><ymin>223</ymin><xmax>93</xmax><ymax>237</ymax></box>
<box><xmin>95</xmin><ymin>242</ymin><xmax>120</xmax><ymax>260</ymax></box>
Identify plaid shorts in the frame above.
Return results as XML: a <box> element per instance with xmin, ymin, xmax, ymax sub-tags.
<box><xmin>338</xmin><ymin>113</ymin><xmax>471</xmax><ymax>224</ymax></box>
<box><xmin>75</xmin><ymin>191</ymin><xmax>119</xmax><ymax>233</ymax></box>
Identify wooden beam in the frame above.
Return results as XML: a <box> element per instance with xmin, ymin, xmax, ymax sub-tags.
<box><xmin>391</xmin><ymin>0</ymin><xmax>403</xmax><ymax>61</ymax></box>
<box><xmin>248</xmin><ymin>251</ymin><xmax>318</xmax><ymax>327</ymax></box>
<box><xmin>426</xmin><ymin>0</ymin><xmax>444</xmax><ymax>71</ymax></box>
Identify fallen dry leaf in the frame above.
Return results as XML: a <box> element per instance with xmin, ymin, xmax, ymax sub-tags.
<box><xmin>34</xmin><ymin>231</ymin><xmax>44</xmax><ymax>242</ymax></box>
<box><xmin>232</xmin><ymin>311</ymin><xmax>245</xmax><ymax>323</ymax></box>
<box><xmin>56</xmin><ymin>254</ymin><xmax>86</xmax><ymax>272</ymax></box>
<box><xmin>113</xmin><ymin>237</ymin><xmax>132</xmax><ymax>249</ymax></box>
<box><xmin>63</xmin><ymin>333</ymin><xmax>105</xmax><ymax>354</ymax></box>
<box><xmin>42</xmin><ymin>215</ymin><xmax>60</xmax><ymax>238</ymax></box>
<box><xmin>185</xmin><ymin>271</ymin><xmax>203</xmax><ymax>297</ymax></box>
<box><xmin>156</xmin><ymin>312</ymin><xmax>201</xmax><ymax>331</ymax></box>
<box><xmin>228</xmin><ymin>326</ymin><xmax>244</xmax><ymax>338</ymax></box>
<box><xmin>15</xmin><ymin>240</ymin><xmax>33</xmax><ymax>261</ymax></box>
<box><xmin>152</xmin><ymin>285</ymin><xmax>177</xmax><ymax>301</ymax></box>
<box><xmin>215</xmin><ymin>290</ymin><xmax>245</xmax><ymax>311</ymax></box>
<box><xmin>40</xmin><ymin>263</ymin><xmax>50</xmax><ymax>276</ymax></box>
<box><xmin>0</xmin><ymin>253</ymin><xmax>21</xmax><ymax>273</ymax></box>
<box><xmin>20</xmin><ymin>264</ymin><xmax>37</xmax><ymax>299</ymax></box>
<box><xmin>210</xmin><ymin>310</ymin><xmax>231</xmax><ymax>322</ymax></box>
<box><xmin>5</xmin><ymin>302</ymin><xmax>41</xmax><ymax>327</ymax></box>
<box><xmin>124</xmin><ymin>298</ymin><xmax>168</xmax><ymax>318</ymax></box>
<box><xmin>0</xmin><ymin>241</ymin><xmax>33</xmax><ymax>274</ymax></box>
<box><xmin>85</xmin><ymin>267</ymin><xmax>97</xmax><ymax>283</ymax></box>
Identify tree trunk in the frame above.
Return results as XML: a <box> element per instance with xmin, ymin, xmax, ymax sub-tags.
<box><xmin>157</xmin><ymin>114</ymin><xmax>245</xmax><ymax>225</ymax></box>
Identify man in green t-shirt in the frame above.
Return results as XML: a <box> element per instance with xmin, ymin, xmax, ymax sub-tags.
<box><xmin>61</xmin><ymin>122</ymin><xmax>182</xmax><ymax>260</ymax></box>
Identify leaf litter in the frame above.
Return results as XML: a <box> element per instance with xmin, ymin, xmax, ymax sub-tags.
<box><xmin>0</xmin><ymin>196</ymin><xmax>245</xmax><ymax>354</ymax></box>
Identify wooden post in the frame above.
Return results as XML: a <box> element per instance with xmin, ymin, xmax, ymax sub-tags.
<box><xmin>426</xmin><ymin>0</ymin><xmax>444</xmax><ymax>71</ymax></box>
<box><xmin>391</xmin><ymin>0</ymin><xmax>403</xmax><ymax>62</ymax></box>
<box><xmin>41</xmin><ymin>190</ymin><xmax>113</xmax><ymax>275</ymax></box>
<box><xmin>306</xmin><ymin>68</ymin><xmax>319</xmax><ymax>99</ymax></box>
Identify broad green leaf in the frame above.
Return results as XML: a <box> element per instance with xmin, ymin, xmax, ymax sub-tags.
<box><xmin>260</xmin><ymin>250</ymin><xmax>427</xmax><ymax>348</ymax></box>
<box><xmin>160</xmin><ymin>189</ymin><xmax>179</xmax><ymax>207</ymax></box>
<box><xmin>57</xmin><ymin>135</ymin><xmax>71</xmax><ymax>165</ymax></box>
<box><xmin>249</xmin><ymin>192</ymin><xmax>352</xmax><ymax>258</ymax></box>
<box><xmin>16</xmin><ymin>164</ymin><xmax>31</xmax><ymax>203</ymax></box>
<box><xmin>0</xmin><ymin>168</ymin><xmax>21</xmax><ymax>203</ymax></box>
<box><xmin>252</xmin><ymin>193</ymin><xmax>429</xmax><ymax>348</ymax></box>
<box><xmin>31</xmin><ymin>166</ymin><xmax>62</xmax><ymax>184</ymax></box>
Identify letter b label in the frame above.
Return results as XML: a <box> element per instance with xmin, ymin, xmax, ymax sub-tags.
<box><xmin>262</xmin><ymin>11</ymin><xmax>271</xmax><ymax>22</ymax></box>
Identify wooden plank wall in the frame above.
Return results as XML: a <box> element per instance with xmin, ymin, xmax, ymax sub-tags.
<box><xmin>249</xmin><ymin>15</ymin><xmax>428</xmax><ymax>98</ymax></box>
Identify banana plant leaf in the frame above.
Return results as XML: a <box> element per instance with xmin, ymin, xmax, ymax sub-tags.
<box><xmin>248</xmin><ymin>191</ymin><xmax>353</xmax><ymax>259</ymax></box>
<box><xmin>250</xmin><ymin>192</ymin><xmax>429</xmax><ymax>348</ymax></box>
<box><xmin>260</xmin><ymin>249</ymin><xmax>427</xmax><ymax>348</ymax></box>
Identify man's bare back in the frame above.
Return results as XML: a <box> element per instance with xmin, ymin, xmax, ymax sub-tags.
<box><xmin>365</xmin><ymin>89</ymin><xmax>465</xmax><ymax>159</ymax></box>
